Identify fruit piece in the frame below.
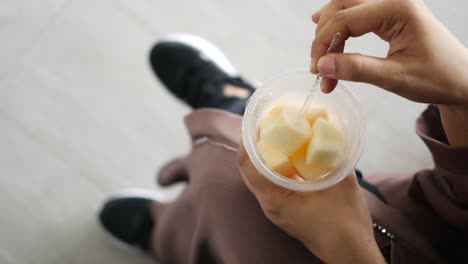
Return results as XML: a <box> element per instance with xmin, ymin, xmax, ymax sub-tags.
<box><xmin>291</xmin><ymin>144</ymin><xmax>327</xmax><ymax>180</ymax></box>
<box><xmin>306</xmin><ymin>117</ymin><xmax>344</xmax><ymax>167</ymax></box>
<box><xmin>257</xmin><ymin>139</ymin><xmax>296</xmax><ymax>177</ymax></box>
<box><xmin>260</xmin><ymin>106</ymin><xmax>282</xmax><ymax>129</ymax></box>
<box><xmin>304</xmin><ymin>106</ymin><xmax>329</xmax><ymax>127</ymax></box>
<box><xmin>261</xmin><ymin>104</ymin><xmax>328</xmax><ymax>129</ymax></box>
<box><xmin>260</xmin><ymin>106</ymin><xmax>311</xmax><ymax>156</ymax></box>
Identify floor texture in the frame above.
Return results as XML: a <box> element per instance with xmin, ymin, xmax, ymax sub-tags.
<box><xmin>1</xmin><ymin>0</ymin><xmax>466</xmax><ymax>263</ymax></box>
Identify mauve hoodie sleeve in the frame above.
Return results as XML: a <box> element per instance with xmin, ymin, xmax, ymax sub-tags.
<box><xmin>414</xmin><ymin>105</ymin><xmax>468</xmax><ymax>234</ymax></box>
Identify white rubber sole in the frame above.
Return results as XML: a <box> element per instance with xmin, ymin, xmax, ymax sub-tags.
<box><xmin>159</xmin><ymin>33</ymin><xmax>238</xmax><ymax>77</ymax></box>
<box><xmin>99</xmin><ymin>188</ymin><xmax>169</xmax><ymax>254</ymax></box>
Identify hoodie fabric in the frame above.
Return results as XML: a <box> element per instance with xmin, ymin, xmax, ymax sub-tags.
<box><xmin>150</xmin><ymin>106</ymin><xmax>468</xmax><ymax>264</ymax></box>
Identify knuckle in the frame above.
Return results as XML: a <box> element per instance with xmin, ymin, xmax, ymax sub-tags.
<box><xmin>259</xmin><ymin>194</ymin><xmax>284</xmax><ymax>218</ymax></box>
<box><xmin>331</xmin><ymin>0</ymin><xmax>344</xmax><ymax>6</ymax></box>
<box><xmin>315</xmin><ymin>25</ymin><xmax>320</xmax><ymax>35</ymax></box>
<box><xmin>333</xmin><ymin>9</ymin><xmax>349</xmax><ymax>23</ymax></box>
<box><xmin>311</xmin><ymin>38</ymin><xmax>317</xmax><ymax>49</ymax></box>
<box><xmin>262</xmin><ymin>201</ymin><xmax>281</xmax><ymax>218</ymax></box>
<box><xmin>311</xmin><ymin>39</ymin><xmax>323</xmax><ymax>56</ymax></box>
<box><xmin>311</xmin><ymin>38</ymin><xmax>324</xmax><ymax>50</ymax></box>
<box><xmin>349</xmin><ymin>55</ymin><xmax>365</xmax><ymax>81</ymax></box>
<box><xmin>263</xmin><ymin>202</ymin><xmax>289</xmax><ymax>228</ymax></box>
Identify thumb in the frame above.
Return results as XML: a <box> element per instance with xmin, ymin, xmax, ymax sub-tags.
<box><xmin>157</xmin><ymin>158</ymin><xmax>188</xmax><ymax>186</ymax></box>
<box><xmin>317</xmin><ymin>53</ymin><xmax>401</xmax><ymax>92</ymax></box>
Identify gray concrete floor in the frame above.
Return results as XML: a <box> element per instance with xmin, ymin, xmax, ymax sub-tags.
<box><xmin>1</xmin><ymin>0</ymin><xmax>466</xmax><ymax>263</ymax></box>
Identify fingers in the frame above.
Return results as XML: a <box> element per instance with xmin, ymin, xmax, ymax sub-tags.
<box><xmin>311</xmin><ymin>0</ymin><xmax>367</xmax><ymax>73</ymax></box>
<box><xmin>157</xmin><ymin>159</ymin><xmax>188</xmax><ymax>186</ymax></box>
<box><xmin>312</xmin><ymin>10</ymin><xmax>321</xmax><ymax>24</ymax></box>
<box><xmin>314</xmin><ymin>2</ymin><xmax>340</xmax><ymax>36</ymax></box>
<box><xmin>321</xmin><ymin>77</ymin><xmax>338</xmax><ymax>93</ymax></box>
<box><xmin>311</xmin><ymin>2</ymin><xmax>332</xmax><ymax>25</ymax></box>
<box><xmin>315</xmin><ymin>39</ymin><xmax>344</xmax><ymax>92</ymax></box>
<box><xmin>311</xmin><ymin>29</ymin><xmax>346</xmax><ymax>74</ymax></box>
<box><xmin>311</xmin><ymin>1</ymin><xmax>390</xmax><ymax>70</ymax></box>
<box><xmin>314</xmin><ymin>0</ymin><xmax>368</xmax><ymax>36</ymax></box>
<box><xmin>317</xmin><ymin>53</ymin><xmax>401</xmax><ymax>90</ymax></box>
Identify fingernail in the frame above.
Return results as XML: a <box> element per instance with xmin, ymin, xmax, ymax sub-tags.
<box><xmin>318</xmin><ymin>56</ymin><xmax>336</xmax><ymax>75</ymax></box>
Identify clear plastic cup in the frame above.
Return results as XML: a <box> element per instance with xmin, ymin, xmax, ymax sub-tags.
<box><xmin>242</xmin><ymin>71</ymin><xmax>366</xmax><ymax>192</ymax></box>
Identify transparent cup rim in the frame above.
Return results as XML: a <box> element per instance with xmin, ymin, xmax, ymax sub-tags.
<box><xmin>241</xmin><ymin>70</ymin><xmax>366</xmax><ymax>192</ymax></box>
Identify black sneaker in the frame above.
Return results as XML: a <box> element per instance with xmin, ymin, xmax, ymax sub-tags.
<box><xmin>149</xmin><ymin>33</ymin><xmax>255</xmax><ymax>110</ymax></box>
<box><xmin>98</xmin><ymin>189</ymin><xmax>166</xmax><ymax>253</ymax></box>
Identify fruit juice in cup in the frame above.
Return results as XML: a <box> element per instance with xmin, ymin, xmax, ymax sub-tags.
<box><xmin>242</xmin><ymin>71</ymin><xmax>366</xmax><ymax>192</ymax></box>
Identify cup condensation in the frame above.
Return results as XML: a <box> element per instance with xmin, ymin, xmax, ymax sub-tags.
<box><xmin>242</xmin><ymin>71</ymin><xmax>366</xmax><ymax>192</ymax></box>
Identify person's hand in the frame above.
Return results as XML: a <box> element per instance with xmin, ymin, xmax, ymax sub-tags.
<box><xmin>237</xmin><ymin>143</ymin><xmax>385</xmax><ymax>264</ymax></box>
<box><xmin>311</xmin><ymin>0</ymin><xmax>468</xmax><ymax>147</ymax></box>
<box><xmin>311</xmin><ymin>0</ymin><xmax>468</xmax><ymax>106</ymax></box>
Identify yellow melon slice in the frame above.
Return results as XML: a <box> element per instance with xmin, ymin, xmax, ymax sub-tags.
<box><xmin>257</xmin><ymin>139</ymin><xmax>296</xmax><ymax>177</ymax></box>
<box><xmin>306</xmin><ymin>117</ymin><xmax>344</xmax><ymax>167</ymax></box>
